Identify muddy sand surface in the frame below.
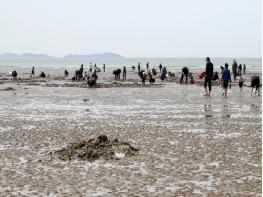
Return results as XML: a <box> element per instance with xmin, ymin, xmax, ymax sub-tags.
<box><xmin>0</xmin><ymin>79</ymin><xmax>261</xmax><ymax>196</ymax></box>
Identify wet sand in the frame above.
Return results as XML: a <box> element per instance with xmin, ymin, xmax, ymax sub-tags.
<box><xmin>0</xmin><ymin>70</ymin><xmax>261</xmax><ymax>196</ymax></box>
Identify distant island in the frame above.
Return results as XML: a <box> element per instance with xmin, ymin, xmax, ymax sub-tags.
<box><xmin>0</xmin><ymin>52</ymin><xmax>122</xmax><ymax>58</ymax></box>
<box><xmin>0</xmin><ymin>53</ymin><xmax>51</xmax><ymax>58</ymax></box>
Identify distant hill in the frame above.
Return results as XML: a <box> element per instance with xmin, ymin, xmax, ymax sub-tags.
<box><xmin>0</xmin><ymin>53</ymin><xmax>51</xmax><ymax>58</ymax></box>
<box><xmin>64</xmin><ymin>52</ymin><xmax>122</xmax><ymax>58</ymax></box>
<box><xmin>20</xmin><ymin>53</ymin><xmax>50</xmax><ymax>58</ymax></box>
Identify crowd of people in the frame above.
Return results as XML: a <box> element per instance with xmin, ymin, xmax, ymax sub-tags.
<box><xmin>71</xmin><ymin>63</ymin><xmax>99</xmax><ymax>87</ymax></box>
<box><xmin>201</xmin><ymin>57</ymin><xmax>258</xmax><ymax>97</ymax></box>
<box><xmin>6</xmin><ymin>58</ymin><xmax>260</xmax><ymax>96</ymax></box>
<box><xmin>123</xmin><ymin>58</ymin><xmax>259</xmax><ymax>97</ymax></box>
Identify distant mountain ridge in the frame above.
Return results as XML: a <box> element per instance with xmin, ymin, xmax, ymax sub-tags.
<box><xmin>0</xmin><ymin>52</ymin><xmax>122</xmax><ymax>58</ymax></box>
<box><xmin>0</xmin><ymin>53</ymin><xmax>51</xmax><ymax>58</ymax></box>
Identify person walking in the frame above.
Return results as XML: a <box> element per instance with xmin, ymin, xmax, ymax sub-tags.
<box><xmin>221</xmin><ymin>63</ymin><xmax>232</xmax><ymax>97</ymax></box>
<box><xmin>232</xmin><ymin>60</ymin><xmax>238</xmax><ymax>81</ymax></box>
<box><xmin>203</xmin><ymin>57</ymin><xmax>213</xmax><ymax>96</ymax></box>
<box><xmin>30</xmin><ymin>66</ymin><xmax>35</xmax><ymax>78</ymax></box>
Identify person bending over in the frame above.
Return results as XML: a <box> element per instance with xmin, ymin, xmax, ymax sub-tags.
<box><xmin>180</xmin><ymin>67</ymin><xmax>189</xmax><ymax>84</ymax></box>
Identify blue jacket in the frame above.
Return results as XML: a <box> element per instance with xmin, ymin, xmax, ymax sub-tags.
<box><xmin>221</xmin><ymin>68</ymin><xmax>231</xmax><ymax>81</ymax></box>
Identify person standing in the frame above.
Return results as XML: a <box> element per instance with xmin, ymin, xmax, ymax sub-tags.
<box><xmin>159</xmin><ymin>63</ymin><xmax>162</xmax><ymax>73</ymax></box>
<box><xmin>238</xmin><ymin>64</ymin><xmax>242</xmax><ymax>76</ymax></box>
<box><xmin>80</xmin><ymin>64</ymin><xmax>84</xmax><ymax>79</ymax></box>
<box><xmin>89</xmin><ymin>62</ymin><xmax>93</xmax><ymax>72</ymax></box>
<box><xmin>243</xmin><ymin>64</ymin><xmax>246</xmax><ymax>74</ymax></box>
<box><xmin>146</xmin><ymin>62</ymin><xmax>149</xmax><ymax>72</ymax></box>
<box><xmin>30</xmin><ymin>66</ymin><xmax>35</xmax><ymax>78</ymax></box>
<box><xmin>123</xmin><ymin>66</ymin><xmax>127</xmax><ymax>80</ymax></box>
<box><xmin>232</xmin><ymin>60</ymin><xmax>238</xmax><ymax>81</ymax></box>
<box><xmin>204</xmin><ymin>57</ymin><xmax>213</xmax><ymax>96</ymax></box>
<box><xmin>221</xmin><ymin>63</ymin><xmax>231</xmax><ymax>97</ymax></box>
<box><xmin>250</xmin><ymin>75</ymin><xmax>260</xmax><ymax>96</ymax></box>
<box><xmin>160</xmin><ymin>67</ymin><xmax>167</xmax><ymax>81</ymax></box>
<box><xmin>103</xmin><ymin>64</ymin><xmax>106</xmax><ymax>72</ymax></box>
<box><xmin>138</xmin><ymin>62</ymin><xmax>141</xmax><ymax>76</ymax></box>
<box><xmin>75</xmin><ymin>64</ymin><xmax>84</xmax><ymax>81</ymax></box>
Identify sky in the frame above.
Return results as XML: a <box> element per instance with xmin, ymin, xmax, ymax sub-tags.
<box><xmin>0</xmin><ymin>0</ymin><xmax>261</xmax><ymax>57</ymax></box>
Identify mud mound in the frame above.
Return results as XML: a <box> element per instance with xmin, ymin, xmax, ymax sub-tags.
<box><xmin>165</xmin><ymin>76</ymin><xmax>179</xmax><ymax>82</ymax></box>
<box><xmin>53</xmin><ymin>76</ymin><xmax>67</xmax><ymax>80</ymax></box>
<box><xmin>47</xmin><ymin>82</ymin><xmax>163</xmax><ymax>88</ymax></box>
<box><xmin>109</xmin><ymin>82</ymin><xmax>163</xmax><ymax>88</ymax></box>
<box><xmin>1</xmin><ymin>87</ymin><xmax>16</xmax><ymax>91</ymax></box>
<box><xmin>45</xmin><ymin>84</ymin><xmax>59</xmax><ymax>87</ymax></box>
<box><xmin>62</xmin><ymin>83</ymin><xmax>87</xmax><ymax>88</ymax></box>
<box><xmin>54</xmin><ymin>135</ymin><xmax>139</xmax><ymax>161</ymax></box>
<box><xmin>25</xmin><ymin>83</ymin><xmax>41</xmax><ymax>86</ymax></box>
<box><xmin>95</xmin><ymin>83</ymin><xmax>113</xmax><ymax>88</ymax></box>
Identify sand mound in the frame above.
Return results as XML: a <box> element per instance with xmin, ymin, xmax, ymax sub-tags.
<box><xmin>54</xmin><ymin>135</ymin><xmax>139</xmax><ymax>161</ymax></box>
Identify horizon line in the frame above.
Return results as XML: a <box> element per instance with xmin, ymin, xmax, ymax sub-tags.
<box><xmin>0</xmin><ymin>53</ymin><xmax>261</xmax><ymax>59</ymax></box>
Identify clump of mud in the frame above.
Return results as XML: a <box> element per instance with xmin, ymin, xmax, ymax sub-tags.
<box><xmin>54</xmin><ymin>135</ymin><xmax>139</xmax><ymax>161</ymax></box>
<box><xmin>165</xmin><ymin>76</ymin><xmax>179</xmax><ymax>82</ymax></box>
<box><xmin>44</xmin><ymin>82</ymin><xmax>162</xmax><ymax>88</ymax></box>
<box><xmin>1</xmin><ymin>87</ymin><xmax>16</xmax><ymax>91</ymax></box>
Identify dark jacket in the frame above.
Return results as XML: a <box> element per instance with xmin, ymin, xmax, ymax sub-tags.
<box><xmin>205</xmin><ymin>62</ymin><xmax>213</xmax><ymax>79</ymax></box>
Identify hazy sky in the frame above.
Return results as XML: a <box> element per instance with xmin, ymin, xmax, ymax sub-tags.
<box><xmin>0</xmin><ymin>0</ymin><xmax>261</xmax><ymax>57</ymax></box>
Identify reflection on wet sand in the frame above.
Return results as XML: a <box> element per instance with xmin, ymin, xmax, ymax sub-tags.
<box><xmin>221</xmin><ymin>103</ymin><xmax>231</xmax><ymax>118</ymax></box>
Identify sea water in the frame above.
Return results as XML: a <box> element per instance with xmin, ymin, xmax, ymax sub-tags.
<box><xmin>0</xmin><ymin>57</ymin><xmax>261</xmax><ymax>73</ymax></box>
